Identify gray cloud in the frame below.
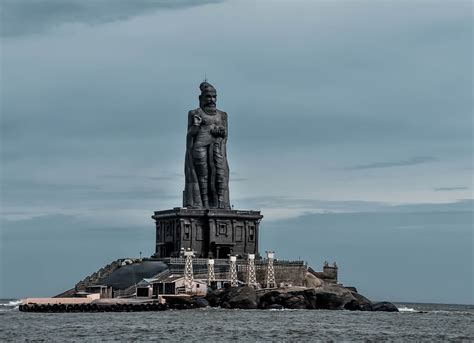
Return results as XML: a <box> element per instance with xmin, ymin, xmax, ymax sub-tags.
<box><xmin>100</xmin><ymin>173</ymin><xmax>182</xmax><ymax>181</ymax></box>
<box><xmin>342</xmin><ymin>156</ymin><xmax>438</xmax><ymax>170</ymax></box>
<box><xmin>237</xmin><ymin>196</ymin><xmax>387</xmax><ymax>212</ymax></box>
<box><xmin>1</xmin><ymin>1</ymin><xmax>471</xmax><ymax>221</ymax></box>
<box><xmin>236</xmin><ymin>196</ymin><xmax>473</xmax><ymax>214</ymax></box>
<box><xmin>1</xmin><ymin>0</ymin><xmax>223</xmax><ymax>37</ymax></box>
<box><xmin>434</xmin><ymin>187</ymin><xmax>469</xmax><ymax>191</ymax></box>
<box><xmin>387</xmin><ymin>199</ymin><xmax>473</xmax><ymax>213</ymax></box>
<box><xmin>1</xmin><ymin>179</ymin><xmax>100</xmax><ymax>192</ymax></box>
<box><xmin>1</xmin><ymin>177</ymin><xmax>177</xmax><ymax>208</ymax></box>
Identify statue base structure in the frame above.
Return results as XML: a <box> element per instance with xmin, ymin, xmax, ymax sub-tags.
<box><xmin>152</xmin><ymin>208</ymin><xmax>263</xmax><ymax>259</ymax></box>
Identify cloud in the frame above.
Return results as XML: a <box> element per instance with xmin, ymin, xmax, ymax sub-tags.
<box><xmin>434</xmin><ymin>187</ymin><xmax>469</xmax><ymax>191</ymax></box>
<box><xmin>1</xmin><ymin>1</ymin><xmax>471</xmax><ymax>227</ymax></box>
<box><xmin>1</xmin><ymin>179</ymin><xmax>100</xmax><ymax>192</ymax></box>
<box><xmin>387</xmin><ymin>199</ymin><xmax>473</xmax><ymax>213</ymax></box>
<box><xmin>237</xmin><ymin>196</ymin><xmax>389</xmax><ymax>212</ymax></box>
<box><xmin>236</xmin><ymin>196</ymin><xmax>474</xmax><ymax>220</ymax></box>
<box><xmin>100</xmin><ymin>173</ymin><xmax>182</xmax><ymax>181</ymax></box>
<box><xmin>342</xmin><ymin>156</ymin><xmax>438</xmax><ymax>170</ymax></box>
<box><xmin>1</xmin><ymin>0</ymin><xmax>224</xmax><ymax>37</ymax></box>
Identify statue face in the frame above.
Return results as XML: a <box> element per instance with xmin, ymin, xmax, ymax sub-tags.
<box><xmin>200</xmin><ymin>91</ymin><xmax>217</xmax><ymax>109</ymax></box>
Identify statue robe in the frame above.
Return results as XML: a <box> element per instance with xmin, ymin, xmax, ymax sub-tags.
<box><xmin>183</xmin><ymin>107</ymin><xmax>230</xmax><ymax>209</ymax></box>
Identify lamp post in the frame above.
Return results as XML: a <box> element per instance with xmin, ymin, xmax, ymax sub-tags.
<box><xmin>246</xmin><ymin>254</ymin><xmax>257</xmax><ymax>288</ymax></box>
<box><xmin>228</xmin><ymin>255</ymin><xmax>238</xmax><ymax>287</ymax></box>
<box><xmin>207</xmin><ymin>259</ymin><xmax>216</xmax><ymax>287</ymax></box>
<box><xmin>183</xmin><ymin>248</ymin><xmax>196</xmax><ymax>293</ymax></box>
<box><xmin>264</xmin><ymin>251</ymin><xmax>276</xmax><ymax>289</ymax></box>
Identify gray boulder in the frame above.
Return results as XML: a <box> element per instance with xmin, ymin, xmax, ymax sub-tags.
<box><xmin>259</xmin><ymin>290</ymin><xmax>284</xmax><ymax>309</ymax></box>
<box><xmin>224</xmin><ymin>286</ymin><xmax>258</xmax><ymax>309</ymax></box>
<box><xmin>345</xmin><ymin>291</ymin><xmax>373</xmax><ymax>311</ymax></box>
<box><xmin>283</xmin><ymin>294</ymin><xmax>309</xmax><ymax>309</ymax></box>
<box><xmin>304</xmin><ymin>272</ymin><xmax>323</xmax><ymax>288</ymax></box>
<box><xmin>371</xmin><ymin>302</ymin><xmax>399</xmax><ymax>312</ymax></box>
<box><xmin>205</xmin><ymin>288</ymin><xmax>224</xmax><ymax>307</ymax></box>
<box><xmin>312</xmin><ymin>284</ymin><xmax>355</xmax><ymax>310</ymax></box>
<box><xmin>193</xmin><ymin>297</ymin><xmax>209</xmax><ymax>308</ymax></box>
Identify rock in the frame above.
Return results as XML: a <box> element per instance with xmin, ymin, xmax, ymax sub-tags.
<box><xmin>312</xmin><ymin>284</ymin><xmax>355</xmax><ymax>310</ymax></box>
<box><xmin>283</xmin><ymin>294</ymin><xmax>309</xmax><ymax>309</ymax></box>
<box><xmin>371</xmin><ymin>302</ymin><xmax>399</xmax><ymax>312</ymax></box>
<box><xmin>259</xmin><ymin>290</ymin><xmax>283</xmax><ymax>309</ymax></box>
<box><xmin>351</xmin><ymin>291</ymin><xmax>372</xmax><ymax>307</ymax></box>
<box><xmin>163</xmin><ymin>296</ymin><xmax>195</xmax><ymax>310</ymax></box>
<box><xmin>344</xmin><ymin>299</ymin><xmax>362</xmax><ymax>311</ymax></box>
<box><xmin>192</xmin><ymin>297</ymin><xmax>209</xmax><ymax>308</ymax></box>
<box><xmin>304</xmin><ymin>272</ymin><xmax>322</xmax><ymax>288</ymax></box>
<box><xmin>221</xmin><ymin>301</ymin><xmax>231</xmax><ymax>309</ymax></box>
<box><xmin>303</xmin><ymin>288</ymin><xmax>318</xmax><ymax>309</ymax></box>
<box><xmin>205</xmin><ymin>289</ymin><xmax>224</xmax><ymax>307</ymax></box>
<box><xmin>207</xmin><ymin>282</ymin><xmax>384</xmax><ymax>312</ymax></box>
<box><xmin>222</xmin><ymin>286</ymin><xmax>258</xmax><ymax>309</ymax></box>
<box><xmin>345</xmin><ymin>291</ymin><xmax>373</xmax><ymax>311</ymax></box>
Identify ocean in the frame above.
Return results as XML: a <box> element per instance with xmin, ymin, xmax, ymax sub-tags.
<box><xmin>1</xmin><ymin>300</ymin><xmax>472</xmax><ymax>342</ymax></box>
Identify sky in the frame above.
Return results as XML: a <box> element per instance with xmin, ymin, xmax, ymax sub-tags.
<box><xmin>0</xmin><ymin>0</ymin><xmax>472</xmax><ymax>303</ymax></box>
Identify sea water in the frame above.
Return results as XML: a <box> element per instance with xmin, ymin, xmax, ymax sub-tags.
<box><xmin>1</xmin><ymin>300</ymin><xmax>472</xmax><ymax>341</ymax></box>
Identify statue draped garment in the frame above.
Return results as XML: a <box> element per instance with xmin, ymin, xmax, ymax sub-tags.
<box><xmin>183</xmin><ymin>108</ymin><xmax>230</xmax><ymax>209</ymax></box>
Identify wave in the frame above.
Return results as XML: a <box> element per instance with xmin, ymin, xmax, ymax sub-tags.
<box><xmin>0</xmin><ymin>300</ymin><xmax>21</xmax><ymax>307</ymax></box>
<box><xmin>398</xmin><ymin>306</ymin><xmax>417</xmax><ymax>312</ymax></box>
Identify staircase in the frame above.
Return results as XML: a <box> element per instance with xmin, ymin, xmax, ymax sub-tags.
<box><xmin>74</xmin><ymin>259</ymin><xmax>128</xmax><ymax>291</ymax></box>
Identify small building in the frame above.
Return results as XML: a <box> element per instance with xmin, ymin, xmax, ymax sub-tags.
<box><xmin>151</xmin><ymin>275</ymin><xmax>208</xmax><ymax>296</ymax></box>
<box><xmin>135</xmin><ymin>279</ymin><xmax>154</xmax><ymax>298</ymax></box>
<box><xmin>84</xmin><ymin>285</ymin><xmax>112</xmax><ymax>299</ymax></box>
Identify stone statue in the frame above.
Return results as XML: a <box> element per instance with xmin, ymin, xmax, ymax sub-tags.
<box><xmin>183</xmin><ymin>82</ymin><xmax>230</xmax><ymax>209</ymax></box>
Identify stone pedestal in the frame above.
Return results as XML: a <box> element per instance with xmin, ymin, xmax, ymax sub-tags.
<box><xmin>152</xmin><ymin>208</ymin><xmax>263</xmax><ymax>258</ymax></box>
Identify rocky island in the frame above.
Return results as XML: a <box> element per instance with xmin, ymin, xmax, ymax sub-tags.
<box><xmin>20</xmin><ymin>82</ymin><xmax>397</xmax><ymax>313</ymax></box>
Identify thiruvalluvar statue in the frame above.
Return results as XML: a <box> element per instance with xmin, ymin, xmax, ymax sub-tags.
<box><xmin>183</xmin><ymin>82</ymin><xmax>230</xmax><ymax>209</ymax></box>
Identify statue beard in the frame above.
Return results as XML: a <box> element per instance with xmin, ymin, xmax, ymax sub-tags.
<box><xmin>202</xmin><ymin>105</ymin><xmax>217</xmax><ymax>114</ymax></box>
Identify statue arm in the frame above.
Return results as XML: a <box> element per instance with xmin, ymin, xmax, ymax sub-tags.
<box><xmin>222</xmin><ymin>111</ymin><xmax>228</xmax><ymax>153</ymax></box>
<box><xmin>223</xmin><ymin>112</ymin><xmax>228</xmax><ymax>139</ymax></box>
<box><xmin>187</xmin><ymin>110</ymin><xmax>200</xmax><ymax>137</ymax></box>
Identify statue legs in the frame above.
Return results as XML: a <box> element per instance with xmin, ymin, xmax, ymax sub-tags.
<box><xmin>213</xmin><ymin>143</ymin><xmax>226</xmax><ymax>208</ymax></box>
<box><xmin>192</xmin><ymin>143</ymin><xmax>228</xmax><ymax>209</ymax></box>
<box><xmin>193</xmin><ymin>146</ymin><xmax>210</xmax><ymax>208</ymax></box>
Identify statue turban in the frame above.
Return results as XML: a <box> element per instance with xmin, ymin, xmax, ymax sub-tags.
<box><xmin>199</xmin><ymin>81</ymin><xmax>216</xmax><ymax>94</ymax></box>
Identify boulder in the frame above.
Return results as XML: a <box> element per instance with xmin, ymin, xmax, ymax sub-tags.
<box><xmin>371</xmin><ymin>302</ymin><xmax>399</xmax><ymax>312</ymax></box>
<box><xmin>344</xmin><ymin>299</ymin><xmax>362</xmax><ymax>311</ymax></box>
<box><xmin>162</xmin><ymin>296</ymin><xmax>195</xmax><ymax>310</ymax></box>
<box><xmin>259</xmin><ymin>290</ymin><xmax>284</xmax><ymax>309</ymax></box>
<box><xmin>283</xmin><ymin>294</ymin><xmax>309</xmax><ymax>309</ymax></box>
<box><xmin>304</xmin><ymin>272</ymin><xmax>323</xmax><ymax>288</ymax></box>
<box><xmin>303</xmin><ymin>288</ymin><xmax>318</xmax><ymax>309</ymax></box>
<box><xmin>205</xmin><ymin>289</ymin><xmax>224</xmax><ymax>307</ymax></box>
<box><xmin>192</xmin><ymin>297</ymin><xmax>209</xmax><ymax>308</ymax></box>
<box><xmin>345</xmin><ymin>291</ymin><xmax>373</xmax><ymax>311</ymax></box>
<box><xmin>226</xmin><ymin>286</ymin><xmax>258</xmax><ymax>309</ymax></box>
<box><xmin>221</xmin><ymin>301</ymin><xmax>231</xmax><ymax>309</ymax></box>
<box><xmin>312</xmin><ymin>284</ymin><xmax>355</xmax><ymax>310</ymax></box>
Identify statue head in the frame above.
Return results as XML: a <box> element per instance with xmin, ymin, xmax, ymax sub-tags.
<box><xmin>199</xmin><ymin>81</ymin><xmax>217</xmax><ymax>113</ymax></box>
